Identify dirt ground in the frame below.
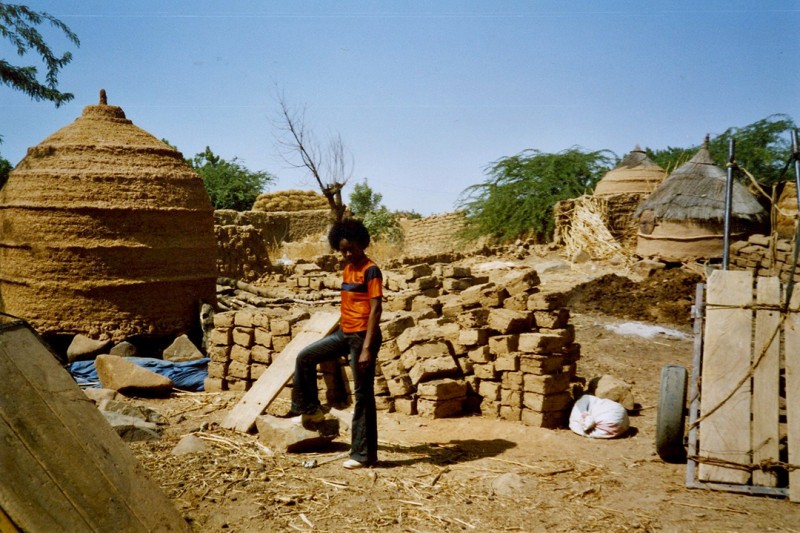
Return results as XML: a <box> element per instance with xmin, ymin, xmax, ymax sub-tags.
<box><xmin>129</xmin><ymin>256</ymin><xmax>800</xmax><ymax>532</ymax></box>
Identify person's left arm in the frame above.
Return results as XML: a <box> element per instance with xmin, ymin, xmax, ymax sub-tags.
<box><xmin>358</xmin><ymin>296</ymin><xmax>382</xmax><ymax>370</ymax></box>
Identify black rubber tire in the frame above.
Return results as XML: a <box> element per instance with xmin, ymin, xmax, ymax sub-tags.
<box><xmin>655</xmin><ymin>364</ymin><xmax>688</xmax><ymax>463</ymax></box>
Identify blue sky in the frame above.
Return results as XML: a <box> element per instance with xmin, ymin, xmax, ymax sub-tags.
<box><xmin>1</xmin><ymin>1</ymin><xmax>797</xmax><ymax>215</ymax></box>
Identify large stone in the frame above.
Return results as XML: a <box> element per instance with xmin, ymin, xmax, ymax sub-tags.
<box><xmin>101</xmin><ymin>411</ymin><xmax>161</xmax><ymax>441</ymax></box>
<box><xmin>162</xmin><ymin>334</ymin><xmax>205</xmax><ymax>362</ymax></box>
<box><xmin>588</xmin><ymin>375</ymin><xmax>636</xmax><ymax>411</ymax></box>
<box><xmin>94</xmin><ymin>355</ymin><xmax>174</xmax><ymax>394</ymax></box>
<box><xmin>97</xmin><ymin>398</ymin><xmax>165</xmax><ymax>425</ymax></box>
<box><xmin>67</xmin><ymin>334</ymin><xmax>112</xmax><ymax>363</ymax></box>
<box><xmin>255</xmin><ymin>414</ymin><xmax>339</xmax><ymax>453</ymax></box>
<box><xmin>109</xmin><ymin>341</ymin><xmax>137</xmax><ymax>357</ymax></box>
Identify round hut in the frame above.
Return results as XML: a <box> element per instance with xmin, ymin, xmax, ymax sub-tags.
<box><xmin>594</xmin><ymin>145</ymin><xmax>666</xmax><ymax>197</ymax></box>
<box><xmin>633</xmin><ymin>138</ymin><xmax>766</xmax><ymax>262</ymax></box>
<box><xmin>0</xmin><ymin>90</ymin><xmax>217</xmax><ymax>341</ymax></box>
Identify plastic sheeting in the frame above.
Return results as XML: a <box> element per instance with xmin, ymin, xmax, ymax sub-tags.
<box><xmin>69</xmin><ymin>357</ymin><xmax>209</xmax><ymax>391</ymax></box>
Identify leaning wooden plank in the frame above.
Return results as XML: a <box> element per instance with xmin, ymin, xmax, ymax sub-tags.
<box><xmin>785</xmin><ymin>286</ymin><xmax>800</xmax><ymax>502</ymax></box>
<box><xmin>752</xmin><ymin>276</ymin><xmax>781</xmax><ymax>487</ymax></box>
<box><xmin>0</xmin><ymin>321</ymin><xmax>190</xmax><ymax>533</ymax></box>
<box><xmin>222</xmin><ymin>311</ymin><xmax>340</xmax><ymax>433</ymax></box>
<box><xmin>699</xmin><ymin>269</ymin><xmax>752</xmax><ymax>484</ymax></box>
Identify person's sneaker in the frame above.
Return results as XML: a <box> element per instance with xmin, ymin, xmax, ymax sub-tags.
<box><xmin>342</xmin><ymin>459</ymin><xmax>366</xmax><ymax>469</ymax></box>
<box><xmin>290</xmin><ymin>409</ymin><xmax>325</xmax><ymax>424</ymax></box>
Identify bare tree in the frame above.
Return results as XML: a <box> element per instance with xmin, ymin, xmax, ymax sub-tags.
<box><xmin>273</xmin><ymin>92</ymin><xmax>352</xmax><ymax>222</ymax></box>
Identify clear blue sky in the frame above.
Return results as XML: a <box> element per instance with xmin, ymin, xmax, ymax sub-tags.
<box><xmin>1</xmin><ymin>1</ymin><xmax>797</xmax><ymax>215</ymax></box>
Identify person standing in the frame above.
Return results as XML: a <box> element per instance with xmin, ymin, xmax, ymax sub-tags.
<box><xmin>290</xmin><ymin>219</ymin><xmax>383</xmax><ymax>469</ymax></box>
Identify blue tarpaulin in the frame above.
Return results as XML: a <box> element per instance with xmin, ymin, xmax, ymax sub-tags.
<box><xmin>69</xmin><ymin>357</ymin><xmax>209</xmax><ymax>391</ymax></box>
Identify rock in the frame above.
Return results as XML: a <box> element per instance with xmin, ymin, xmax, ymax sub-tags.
<box><xmin>94</xmin><ymin>354</ymin><xmax>174</xmax><ymax>394</ymax></box>
<box><xmin>588</xmin><ymin>375</ymin><xmax>636</xmax><ymax>411</ymax></box>
<box><xmin>489</xmin><ymin>472</ymin><xmax>534</xmax><ymax>497</ymax></box>
<box><xmin>163</xmin><ymin>334</ymin><xmax>204</xmax><ymax>362</ymax></box>
<box><xmin>101</xmin><ymin>411</ymin><xmax>161</xmax><ymax>441</ymax></box>
<box><xmin>172</xmin><ymin>434</ymin><xmax>208</xmax><ymax>455</ymax></box>
<box><xmin>109</xmin><ymin>341</ymin><xmax>138</xmax><ymax>357</ymax></box>
<box><xmin>97</xmin><ymin>398</ymin><xmax>165</xmax><ymax>425</ymax></box>
<box><xmin>82</xmin><ymin>387</ymin><xmax>120</xmax><ymax>403</ymax></box>
<box><xmin>67</xmin><ymin>334</ymin><xmax>112</xmax><ymax>363</ymax></box>
<box><xmin>631</xmin><ymin>259</ymin><xmax>666</xmax><ymax>278</ymax></box>
<box><xmin>255</xmin><ymin>414</ymin><xmax>340</xmax><ymax>453</ymax></box>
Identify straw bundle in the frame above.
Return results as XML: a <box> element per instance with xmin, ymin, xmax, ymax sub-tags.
<box><xmin>252</xmin><ymin>189</ymin><xmax>329</xmax><ymax>212</ymax></box>
<box><xmin>562</xmin><ymin>195</ymin><xmax>627</xmax><ymax>261</ymax></box>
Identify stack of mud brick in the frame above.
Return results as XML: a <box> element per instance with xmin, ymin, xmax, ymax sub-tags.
<box><xmin>378</xmin><ymin>262</ymin><xmax>579</xmax><ymax>427</ymax></box>
<box><xmin>730</xmin><ymin>234</ymin><xmax>800</xmax><ymax>282</ymax></box>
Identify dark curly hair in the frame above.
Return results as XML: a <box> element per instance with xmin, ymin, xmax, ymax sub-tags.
<box><xmin>328</xmin><ymin>218</ymin><xmax>371</xmax><ymax>250</ymax></box>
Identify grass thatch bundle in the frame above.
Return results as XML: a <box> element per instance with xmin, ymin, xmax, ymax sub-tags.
<box><xmin>253</xmin><ymin>190</ymin><xmax>330</xmax><ymax>212</ymax></box>
<box><xmin>562</xmin><ymin>195</ymin><xmax>628</xmax><ymax>261</ymax></box>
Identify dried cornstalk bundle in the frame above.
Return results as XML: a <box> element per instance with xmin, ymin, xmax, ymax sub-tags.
<box><xmin>562</xmin><ymin>196</ymin><xmax>626</xmax><ymax>261</ymax></box>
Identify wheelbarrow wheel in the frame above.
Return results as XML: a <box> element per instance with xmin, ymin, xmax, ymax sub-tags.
<box><xmin>656</xmin><ymin>364</ymin><xmax>688</xmax><ymax>463</ymax></box>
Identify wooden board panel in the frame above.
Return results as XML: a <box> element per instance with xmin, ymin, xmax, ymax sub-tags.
<box><xmin>222</xmin><ymin>311</ymin><xmax>340</xmax><ymax>433</ymax></box>
<box><xmin>0</xmin><ymin>322</ymin><xmax>190</xmax><ymax>533</ymax></box>
<box><xmin>699</xmin><ymin>269</ymin><xmax>752</xmax><ymax>484</ymax></box>
<box><xmin>785</xmin><ymin>286</ymin><xmax>800</xmax><ymax>502</ymax></box>
<box><xmin>752</xmin><ymin>276</ymin><xmax>781</xmax><ymax>487</ymax></box>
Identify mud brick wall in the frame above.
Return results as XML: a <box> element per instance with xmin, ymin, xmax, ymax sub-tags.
<box><xmin>399</xmin><ymin>212</ymin><xmax>468</xmax><ymax>257</ymax></box>
<box><xmin>206</xmin><ymin>261</ymin><xmax>581</xmax><ymax>429</ymax></box>
<box><xmin>729</xmin><ymin>234</ymin><xmax>800</xmax><ymax>282</ymax></box>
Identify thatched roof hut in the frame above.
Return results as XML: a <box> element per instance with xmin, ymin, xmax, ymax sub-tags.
<box><xmin>593</xmin><ymin>145</ymin><xmax>666</xmax><ymax>197</ymax></box>
<box><xmin>0</xmin><ymin>91</ymin><xmax>217</xmax><ymax>341</ymax></box>
<box><xmin>633</xmin><ymin>139</ymin><xmax>766</xmax><ymax>262</ymax></box>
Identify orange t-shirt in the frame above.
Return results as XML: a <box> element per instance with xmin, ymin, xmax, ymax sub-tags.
<box><xmin>340</xmin><ymin>258</ymin><xmax>383</xmax><ymax>333</ymax></box>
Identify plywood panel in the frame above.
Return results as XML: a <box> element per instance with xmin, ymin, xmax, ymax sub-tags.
<box><xmin>223</xmin><ymin>312</ymin><xmax>340</xmax><ymax>433</ymax></box>
<box><xmin>752</xmin><ymin>277</ymin><xmax>781</xmax><ymax>487</ymax></box>
<box><xmin>785</xmin><ymin>286</ymin><xmax>800</xmax><ymax>502</ymax></box>
<box><xmin>699</xmin><ymin>269</ymin><xmax>752</xmax><ymax>484</ymax></box>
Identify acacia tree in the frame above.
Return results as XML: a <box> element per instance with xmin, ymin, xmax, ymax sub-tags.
<box><xmin>458</xmin><ymin>147</ymin><xmax>615</xmax><ymax>242</ymax></box>
<box><xmin>273</xmin><ymin>93</ymin><xmax>351</xmax><ymax>222</ymax></box>
<box><xmin>190</xmin><ymin>146</ymin><xmax>275</xmax><ymax>211</ymax></box>
<box><xmin>0</xmin><ymin>2</ymin><xmax>80</xmax><ymax>106</ymax></box>
<box><xmin>349</xmin><ymin>179</ymin><xmax>403</xmax><ymax>243</ymax></box>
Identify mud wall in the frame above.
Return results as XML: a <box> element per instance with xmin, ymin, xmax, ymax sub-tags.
<box><xmin>399</xmin><ymin>212</ymin><xmax>468</xmax><ymax>257</ymax></box>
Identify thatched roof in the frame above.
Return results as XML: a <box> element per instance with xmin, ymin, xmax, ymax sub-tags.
<box><xmin>633</xmin><ymin>141</ymin><xmax>766</xmax><ymax>223</ymax></box>
<box><xmin>594</xmin><ymin>145</ymin><xmax>666</xmax><ymax>196</ymax></box>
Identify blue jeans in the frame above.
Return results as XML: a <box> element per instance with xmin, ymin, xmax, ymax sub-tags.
<box><xmin>291</xmin><ymin>327</ymin><xmax>381</xmax><ymax>464</ymax></box>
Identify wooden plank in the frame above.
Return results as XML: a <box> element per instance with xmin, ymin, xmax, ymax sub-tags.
<box><xmin>0</xmin><ymin>322</ymin><xmax>190</xmax><ymax>533</ymax></box>
<box><xmin>222</xmin><ymin>311</ymin><xmax>340</xmax><ymax>433</ymax></box>
<box><xmin>699</xmin><ymin>269</ymin><xmax>752</xmax><ymax>484</ymax></box>
<box><xmin>752</xmin><ymin>276</ymin><xmax>781</xmax><ymax>487</ymax></box>
<box><xmin>785</xmin><ymin>286</ymin><xmax>800</xmax><ymax>502</ymax></box>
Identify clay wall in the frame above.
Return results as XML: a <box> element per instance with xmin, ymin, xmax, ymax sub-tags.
<box><xmin>399</xmin><ymin>212</ymin><xmax>468</xmax><ymax>257</ymax></box>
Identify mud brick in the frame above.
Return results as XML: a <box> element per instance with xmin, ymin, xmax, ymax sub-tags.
<box><xmin>523</xmin><ymin>372</ymin><xmax>570</xmax><ymax>395</ymax></box>
<box><xmin>441</xmin><ymin>299</ymin><xmax>469</xmax><ymax>318</ymax></box>
<box><xmin>234</xmin><ymin>310</ymin><xmax>256</xmax><ymax>327</ymax></box>
<box><xmin>207</xmin><ymin>360</ymin><xmax>228</xmax><ymax>379</ymax></box>
<box><xmin>272</xmin><ymin>334</ymin><xmax>291</xmax><ymax>352</ymax></box>
<box><xmin>387</xmin><ymin>292</ymin><xmax>415</xmax><ymax>311</ymax></box>
<box><xmin>271</xmin><ymin>319</ymin><xmax>291</xmax><ymax>336</ymax></box>
<box><xmin>526</xmin><ymin>290</ymin><xmax>568</xmax><ymax>311</ymax></box>
<box><xmin>495</xmin><ymin>353</ymin><xmax>519</xmax><ymax>372</ymax></box>
<box><xmin>394</xmin><ymin>396</ymin><xmax>417</xmax><ymax>415</ymax></box>
<box><xmin>418</xmin><ymin>397</ymin><xmax>464</xmax><ymax>418</ymax></box>
<box><xmin>401</xmin><ymin>341</ymin><xmax>451</xmax><ymax>370</ymax></box>
<box><xmin>251</xmin><ymin>312</ymin><xmax>270</xmax><ymax>329</ymax></box>
<box><xmin>562</xmin><ymin>363</ymin><xmax>578</xmax><ymax>378</ymax></box>
<box><xmin>396</xmin><ymin>322</ymin><xmax>439</xmax><ymax>352</ymax></box>
<box><xmin>729</xmin><ymin>239</ymin><xmax>751</xmax><ymax>252</ymax></box>
<box><xmin>500</xmin><ymin>388</ymin><xmax>522</xmax><ymax>407</ymax></box>
<box><xmin>228</xmin><ymin>360</ymin><xmax>250</xmax><ymax>379</ymax></box>
<box><xmin>503</xmin><ymin>293</ymin><xmax>529</xmax><ymax>311</ymax></box>
<box><xmin>375</xmin><ymin>375</ymin><xmax>389</xmax><ymax>396</ymax></box>
<box><xmin>381</xmin><ymin>313</ymin><xmax>416</xmax><ymax>340</ymax></box>
<box><xmin>478</xmin><ymin>380</ymin><xmax>501</xmax><ymax>401</ymax></box>
<box><xmin>386</xmin><ymin>374</ymin><xmax>413</xmax><ymax>397</ymax></box>
<box><xmin>463</xmin><ymin>282</ymin><xmax>508</xmax><ymax>308</ymax></box>
<box><xmin>251</xmin><ymin>344</ymin><xmax>272</xmax><ymax>364</ymax></box>
<box><xmin>500</xmin><ymin>405</ymin><xmax>522</xmax><ymax>421</ymax></box>
<box><xmin>206</xmin><ymin>344</ymin><xmax>230</xmax><ymax>362</ymax></box>
<box><xmin>310</xmin><ymin>276</ymin><xmax>324</xmax><ymax>290</ymax></box>
<box><xmin>232</xmin><ymin>326</ymin><xmax>254</xmax><ymax>347</ymax></box>
<box><xmin>382</xmin><ymin>358</ymin><xmax>406</xmax><ymax>379</ymax></box>
<box><xmin>417</xmin><ymin>378</ymin><xmax>467</xmax><ymax>400</ymax></box>
<box><xmin>488</xmin><ymin>334</ymin><xmax>519</xmax><ymax>355</ymax></box>
<box><xmin>502</xmin><ymin>370</ymin><xmax>523</xmax><ymax>390</ymax></box>
<box><xmin>464</xmin><ymin>374</ymin><xmax>479</xmax><ymax>395</ymax></box>
<box><xmin>250</xmin><ymin>362</ymin><xmax>269</xmax><ymax>380</ymax></box>
<box><xmin>375</xmin><ymin>396</ymin><xmax>394</xmax><ymax>411</ymax></box>
<box><xmin>456</xmin><ymin>355</ymin><xmax>474</xmax><ymax>375</ymax></box>
<box><xmin>456</xmin><ymin>308</ymin><xmax>489</xmax><ymax>328</ymax></box>
<box><xmin>523</xmin><ymin>391</ymin><xmax>572</xmax><ymax>412</ymax></box>
<box><xmin>533</xmin><ymin>309</ymin><xmax>570</xmax><ymax>329</ymax></box>
<box><xmin>519</xmin><ymin>354</ymin><xmax>564</xmax><ymax>375</ymax></box>
<box><xmin>208</xmin><ymin>328</ymin><xmax>231</xmax><ymax>346</ymax></box>
<box><xmin>521</xmin><ymin>409</ymin><xmax>568</xmax><ymax>429</ymax></box>
<box><xmin>225</xmin><ymin>377</ymin><xmax>248</xmax><ymax>391</ymax></box>
<box><xmin>519</xmin><ymin>330</ymin><xmax>571</xmax><ymax>354</ymax></box>
<box><xmin>473</xmin><ymin>362</ymin><xmax>497</xmax><ymax>380</ymax></box>
<box><xmin>559</xmin><ymin>343</ymin><xmax>581</xmax><ymax>362</ymax></box>
<box><xmin>459</xmin><ymin>328</ymin><xmax>490</xmax><ymax>346</ymax></box>
<box><xmin>409</xmin><ymin>355</ymin><xmax>459</xmax><ymax>385</ymax></box>
<box><xmin>501</xmin><ymin>269</ymin><xmax>541</xmax><ymax>296</ymax></box>
<box><xmin>230</xmin><ymin>344</ymin><xmax>251</xmax><ymax>364</ymax></box>
<box><xmin>480</xmin><ymin>399</ymin><xmax>501</xmax><ymax>419</ymax></box>
<box><xmin>411</xmin><ymin>275</ymin><xmax>440</xmax><ymax>291</ymax></box>
<box><xmin>468</xmin><ymin>345</ymin><xmax>493</xmax><ymax>363</ymax></box>
<box><xmin>439</xmin><ymin>321</ymin><xmax>461</xmax><ymax>343</ymax></box>
<box><xmin>203</xmin><ymin>377</ymin><xmax>225</xmax><ymax>392</ymax></box>
<box><xmin>378</xmin><ymin>339</ymin><xmax>401</xmax><ymax>361</ymax></box>
<box><xmin>254</xmin><ymin>327</ymin><xmax>272</xmax><ymax>348</ymax></box>
<box><xmin>442</xmin><ymin>265</ymin><xmax>472</xmax><ymax>278</ymax></box>
<box><xmin>213</xmin><ymin>311</ymin><xmax>235</xmax><ymax>328</ymax></box>
<box><xmin>777</xmin><ymin>239</ymin><xmax>793</xmax><ymax>252</ymax></box>
<box><xmin>411</xmin><ymin>295</ymin><xmax>441</xmax><ymax>313</ymax></box>
<box><xmin>404</xmin><ymin>263</ymin><xmax>433</xmax><ymax>280</ymax></box>
<box><xmin>488</xmin><ymin>308</ymin><xmax>531</xmax><ymax>334</ymax></box>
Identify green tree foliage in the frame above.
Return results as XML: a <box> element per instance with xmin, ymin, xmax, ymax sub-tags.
<box><xmin>349</xmin><ymin>179</ymin><xmax>403</xmax><ymax>243</ymax></box>
<box><xmin>189</xmin><ymin>146</ymin><xmax>275</xmax><ymax>211</ymax></box>
<box><xmin>647</xmin><ymin>114</ymin><xmax>797</xmax><ymax>185</ymax></box>
<box><xmin>0</xmin><ymin>2</ymin><xmax>80</xmax><ymax>107</ymax></box>
<box><xmin>458</xmin><ymin>147</ymin><xmax>615</xmax><ymax>243</ymax></box>
<box><xmin>0</xmin><ymin>151</ymin><xmax>11</xmax><ymax>189</ymax></box>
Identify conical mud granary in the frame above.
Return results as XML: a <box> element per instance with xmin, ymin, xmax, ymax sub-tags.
<box><xmin>0</xmin><ymin>90</ymin><xmax>217</xmax><ymax>341</ymax></box>
<box><xmin>593</xmin><ymin>145</ymin><xmax>666</xmax><ymax>197</ymax></box>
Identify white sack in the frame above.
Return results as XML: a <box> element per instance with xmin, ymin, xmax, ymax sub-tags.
<box><xmin>569</xmin><ymin>394</ymin><xmax>629</xmax><ymax>439</ymax></box>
